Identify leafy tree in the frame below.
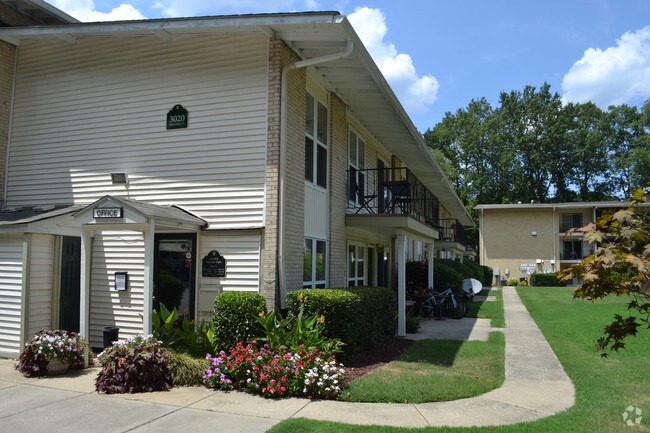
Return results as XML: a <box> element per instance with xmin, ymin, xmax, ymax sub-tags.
<box><xmin>496</xmin><ymin>83</ymin><xmax>569</xmax><ymax>203</ymax></box>
<box><xmin>564</xmin><ymin>102</ymin><xmax>612</xmax><ymax>201</ymax></box>
<box><xmin>559</xmin><ymin>187</ymin><xmax>650</xmax><ymax>355</ymax></box>
<box><xmin>605</xmin><ymin>104</ymin><xmax>650</xmax><ymax>198</ymax></box>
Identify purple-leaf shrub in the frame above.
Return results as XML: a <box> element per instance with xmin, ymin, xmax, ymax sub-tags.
<box><xmin>95</xmin><ymin>335</ymin><xmax>171</xmax><ymax>394</ymax></box>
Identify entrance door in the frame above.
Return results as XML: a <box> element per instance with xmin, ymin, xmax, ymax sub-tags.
<box><xmin>59</xmin><ymin>237</ymin><xmax>81</xmax><ymax>332</ymax></box>
<box><xmin>154</xmin><ymin>234</ymin><xmax>196</xmax><ymax>319</ymax></box>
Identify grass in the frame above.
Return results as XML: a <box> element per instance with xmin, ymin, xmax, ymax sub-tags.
<box><xmin>341</xmin><ymin>332</ymin><xmax>504</xmax><ymax>403</ymax></box>
<box><xmin>267</xmin><ymin>287</ymin><xmax>650</xmax><ymax>433</ymax></box>
<box><xmin>466</xmin><ymin>287</ymin><xmax>505</xmax><ymax>328</ymax></box>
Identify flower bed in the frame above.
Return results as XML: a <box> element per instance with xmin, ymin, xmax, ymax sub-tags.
<box><xmin>204</xmin><ymin>341</ymin><xmax>345</xmax><ymax>399</ymax></box>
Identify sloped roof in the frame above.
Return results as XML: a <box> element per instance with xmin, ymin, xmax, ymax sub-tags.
<box><xmin>0</xmin><ymin>11</ymin><xmax>472</xmax><ymax>226</ymax></box>
<box><xmin>0</xmin><ymin>0</ymin><xmax>79</xmax><ymax>25</ymax></box>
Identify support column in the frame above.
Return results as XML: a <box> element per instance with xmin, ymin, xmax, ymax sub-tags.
<box><xmin>396</xmin><ymin>234</ymin><xmax>407</xmax><ymax>337</ymax></box>
<box><xmin>427</xmin><ymin>241</ymin><xmax>435</xmax><ymax>289</ymax></box>
<box><xmin>142</xmin><ymin>220</ymin><xmax>155</xmax><ymax>335</ymax></box>
<box><xmin>79</xmin><ymin>228</ymin><xmax>93</xmax><ymax>367</ymax></box>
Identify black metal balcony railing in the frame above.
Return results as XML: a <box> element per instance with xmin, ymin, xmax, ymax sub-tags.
<box><xmin>559</xmin><ymin>249</ymin><xmax>592</xmax><ymax>260</ymax></box>
<box><xmin>347</xmin><ymin>167</ymin><xmax>439</xmax><ymax>228</ymax></box>
<box><xmin>560</xmin><ymin>223</ymin><xmax>585</xmax><ymax>233</ymax></box>
<box><xmin>438</xmin><ymin>218</ymin><xmax>467</xmax><ymax>246</ymax></box>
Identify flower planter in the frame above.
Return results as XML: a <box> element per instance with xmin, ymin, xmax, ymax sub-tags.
<box><xmin>46</xmin><ymin>358</ymin><xmax>69</xmax><ymax>375</ymax></box>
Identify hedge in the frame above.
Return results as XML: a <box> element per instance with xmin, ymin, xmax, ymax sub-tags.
<box><xmin>406</xmin><ymin>259</ymin><xmax>491</xmax><ymax>291</ymax></box>
<box><xmin>213</xmin><ymin>291</ymin><xmax>267</xmax><ymax>351</ymax></box>
<box><xmin>286</xmin><ymin>287</ymin><xmax>396</xmax><ymax>358</ymax></box>
<box><xmin>530</xmin><ymin>272</ymin><xmax>564</xmax><ymax>287</ymax></box>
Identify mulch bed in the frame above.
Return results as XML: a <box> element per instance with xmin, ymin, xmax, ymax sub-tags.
<box><xmin>342</xmin><ymin>337</ymin><xmax>415</xmax><ymax>383</ymax></box>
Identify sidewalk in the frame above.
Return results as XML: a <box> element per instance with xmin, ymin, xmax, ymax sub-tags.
<box><xmin>0</xmin><ymin>287</ymin><xmax>574</xmax><ymax>431</ymax></box>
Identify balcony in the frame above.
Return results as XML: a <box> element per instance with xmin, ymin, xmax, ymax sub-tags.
<box><xmin>559</xmin><ymin>249</ymin><xmax>593</xmax><ymax>261</ymax></box>
<box><xmin>347</xmin><ymin>167</ymin><xmax>439</xmax><ymax>229</ymax></box>
<box><xmin>438</xmin><ymin>218</ymin><xmax>467</xmax><ymax>246</ymax></box>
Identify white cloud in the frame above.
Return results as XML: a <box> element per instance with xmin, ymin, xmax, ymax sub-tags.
<box><xmin>562</xmin><ymin>26</ymin><xmax>650</xmax><ymax>107</ymax></box>
<box><xmin>348</xmin><ymin>7</ymin><xmax>438</xmax><ymax>114</ymax></box>
<box><xmin>51</xmin><ymin>0</ymin><xmax>145</xmax><ymax>21</ymax></box>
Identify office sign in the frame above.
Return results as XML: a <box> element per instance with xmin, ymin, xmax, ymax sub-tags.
<box><xmin>93</xmin><ymin>207</ymin><xmax>123</xmax><ymax>219</ymax></box>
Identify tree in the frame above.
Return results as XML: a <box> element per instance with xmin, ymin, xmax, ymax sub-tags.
<box><xmin>564</xmin><ymin>102</ymin><xmax>612</xmax><ymax>201</ymax></box>
<box><xmin>605</xmin><ymin>104</ymin><xmax>650</xmax><ymax>198</ymax></box>
<box><xmin>559</xmin><ymin>187</ymin><xmax>650</xmax><ymax>355</ymax></box>
<box><xmin>496</xmin><ymin>83</ymin><xmax>570</xmax><ymax>203</ymax></box>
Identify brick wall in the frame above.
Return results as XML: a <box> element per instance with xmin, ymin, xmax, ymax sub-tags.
<box><xmin>328</xmin><ymin>95</ymin><xmax>347</xmax><ymax>287</ymax></box>
<box><xmin>262</xmin><ymin>39</ymin><xmax>304</xmax><ymax>309</ymax></box>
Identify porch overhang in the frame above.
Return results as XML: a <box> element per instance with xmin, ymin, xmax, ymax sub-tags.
<box><xmin>345</xmin><ymin>213</ymin><xmax>439</xmax><ymax>243</ymax></box>
<box><xmin>74</xmin><ymin>195</ymin><xmax>208</xmax><ymax>231</ymax></box>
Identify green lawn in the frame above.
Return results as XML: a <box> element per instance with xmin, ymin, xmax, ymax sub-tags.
<box><xmin>267</xmin><ymin>287</ymin><xmax>650</xmax><ymax>433</ymax></box>
<box><xmin>342</xmin><ymin>332</ymin><xmax>504</xmax><ymax>403</ymax></box>
<box><xmin>466</xmin><ymin>287</ymin><xmax>504</xmax><ymax>328</ymax></box>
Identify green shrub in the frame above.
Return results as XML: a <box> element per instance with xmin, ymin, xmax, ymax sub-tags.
<box><xmin>167</xmin><ymin>350</ymin><xmax>209</xmax><ymax>387</ymax></box>
<box><xmin>212</xmin><ymin>291</ymin><xmax>266</xmax><ymax>351</ymax></box>
<box><xmin>406</xmin><ymin>314</ymin><xmax>421</xmax><ymax>333</ymax></box>
<box><xmin>257</xmin><ymin>305</ymin><xmax>344</xmax><ymax>357</ymax></box>
<box><xmin>506</xmin><ymin>278</ymin><xmax>519</xmax><ymax>286</ymax></box>
<box><xmin>481</xmin><ymin>265</ymin><xmax>494</xmax><ymax>286</ymax></box>
<box><xmin>152</xmin><ymin>303</ymin><xmax>214</xmax><ymax>357</ymax></box>
<box><xmin>95</xmin><ymin>335</ymin><xmax>171</xmax><ymax>394</ymax></box>
<box><xmin>530</xmin><ymin>273</ymin><xmax>564</xmax><ymax>287</ymax></box>
<box><xmin>434</xmin><ymin>260</ymin><xmax>463</xmax><ymax>290</ymax></box>
<box><xmin>406</xmin><ymin>260</ymin><xmax>428</xmax><ymax>291</ymax></box>
<box><xmin>518</xmin><ymin>280</ymin><xmax>528</xmax><ymax>286</ymax></box>
<box><xmin>286</xmin><ymin>287</ymin><xmax>396</xmax><ymax>357</ymax></box>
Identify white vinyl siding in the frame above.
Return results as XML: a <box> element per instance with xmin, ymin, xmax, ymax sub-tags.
<box><xmin>199</xmin><ymin>232</ymin><xmax>261</xmax><ymax>293</ymax></box>
<box><xmin>7</xmin><ymin>34</ymin><xmax>269</xmax><ymax>229</ymax></box>
<box><xmin>197</xmin><ymin>231</ymin><xmax>261</xmax><ymax>322</ymax></box>
<box><xmin>27</xmin><ymin>234</ymin><xmax>54</xmax><ymax>337</ymax></box>
<box><xmin>89</xmin><ymin>231</ymin><xmax>144</xmax><ymax>347</ymax></box>
<box><xmin>0</xmin><ymin>238</ymin><xmax>23</xmax><ymax>356</ymax></box>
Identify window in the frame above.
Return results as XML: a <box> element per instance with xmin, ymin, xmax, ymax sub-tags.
<box><xmin>561</xmin><ymin>213</ymin><xmax>583</xmax><ymax>232</ymax></box>
<box><xmin>304</xmin><ymin>238</ymin><xmax>327</xmax><ymax>288</ymax></box>
<box><xmin>347</xmin><ymin>243</ymin><xmax>365</xmax><ymax>287</ymax></box>
<box><xmin>305</xmin><ymin>93</ymin><xmax>328</xmax><ymax>189</ymax></box>
<box><xmin>348</xmin><ymin>130</ymin><xmax>366</xmax><ymax>203</ymax></box>
<box><xmin>563</xmin><ymin>240</ymin><xmax>584</xmax><ymax>260</ymax></box>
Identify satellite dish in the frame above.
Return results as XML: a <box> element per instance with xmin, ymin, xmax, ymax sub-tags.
<box><xmin>462</xmin><ymin>278</ymin><xmax>483</xmax><ymax>295</ymax></box>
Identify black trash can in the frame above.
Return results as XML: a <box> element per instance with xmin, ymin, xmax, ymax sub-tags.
<box><xmin>102</xmin><ymin>326</ymin><xmax>119</xmax><ymax>349</ymax></box>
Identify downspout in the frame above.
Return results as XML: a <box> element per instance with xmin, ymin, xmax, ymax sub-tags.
<box><xmin>278</xmin><ymin>40</ymin><xmax>354</xmax><ymax>307</ymax></box>
<box><xmin>552</xmin><ymin>207</ymin><xmax>557</xmax><ymax>270</ymax></box>
<box><xmin>3</xmin><ymin>45</ymin><xmax>19</xmax><ymax>208</ymax></box>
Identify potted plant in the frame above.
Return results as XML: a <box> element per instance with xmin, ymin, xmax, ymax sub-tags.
<box><xmin>17</xmin><ymin>329</ymin><xmax>89</xmax><ymax>377</ymax></box>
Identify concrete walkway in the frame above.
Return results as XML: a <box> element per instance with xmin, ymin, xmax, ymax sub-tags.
<box><xmin>0</xmin><ymin>287</ymin><xmax>574</xmax><ymax>431</ymax></box>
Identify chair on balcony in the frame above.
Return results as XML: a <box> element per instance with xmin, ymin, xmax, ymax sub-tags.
<box><xmin>384</xmin><ymin>180</ymin><xmax>411</xmax><ymax>214</ymax></box>
<box><xmin>350</xmin><ymin>175</ymin><xmax>376</xmax><ymax>214</ymax></box>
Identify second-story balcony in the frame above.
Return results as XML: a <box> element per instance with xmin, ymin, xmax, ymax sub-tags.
<box><xmin>438</xmin><ymin>218</ymin><xmax>467</xmax><ymax>246</ymax></box>
<box><xmin>347</xmin><ymin>167</ymin><xmax>439</xmax><ymax>229</ymax></box>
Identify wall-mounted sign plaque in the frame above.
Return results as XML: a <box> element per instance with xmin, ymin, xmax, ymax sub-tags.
<box><xmin>166</xmin><ymin>104</ymin><xmax>188</xmax><ymax>129</ymax></box>
<box><xmin>93</xmin><ymin>207</ymin><xmax>123</xmax><ymax>218</ymax></box>
<box><xmin>202</xmin><ymin>250</ymin><xmax>226</xmax><ymax>277</ymax></box>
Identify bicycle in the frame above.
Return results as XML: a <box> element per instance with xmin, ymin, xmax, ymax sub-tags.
<box><xmin>421</xmin><ymin>287</ymin><xmax>468</xmax><ymax>320</ymax></box>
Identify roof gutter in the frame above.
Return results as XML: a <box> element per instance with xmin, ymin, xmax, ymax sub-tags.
<box><xmin>278</xmin><ymin>40</ymin><xmax>354</xmax><ymax>307</ymax></box>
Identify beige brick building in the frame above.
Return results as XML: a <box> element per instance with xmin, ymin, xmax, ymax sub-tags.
<box><xmin>476</xmin><ymin>201</ymin><xmax>630</xmax><ymax>284</ymax></box>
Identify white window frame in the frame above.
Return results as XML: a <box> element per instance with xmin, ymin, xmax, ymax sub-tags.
<box><xmin>304</xmin><ymin>237</ymin><xmax>327</xmax><ymax>288</ymax></box>
<box><xmin>347</xmin><ymin>241</ymin><xmax>366</xmax><ymax>287</ymax></box>
<box><xmin>305</xmin><ymin>93</ymin><xmax>329</xmax><ymax>190</ymax></box>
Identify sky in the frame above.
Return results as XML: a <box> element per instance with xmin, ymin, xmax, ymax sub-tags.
<box><xmin>50</xmin><ymin>0</ymin><xmax>650</xmax><ymax>132</ymax></box>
